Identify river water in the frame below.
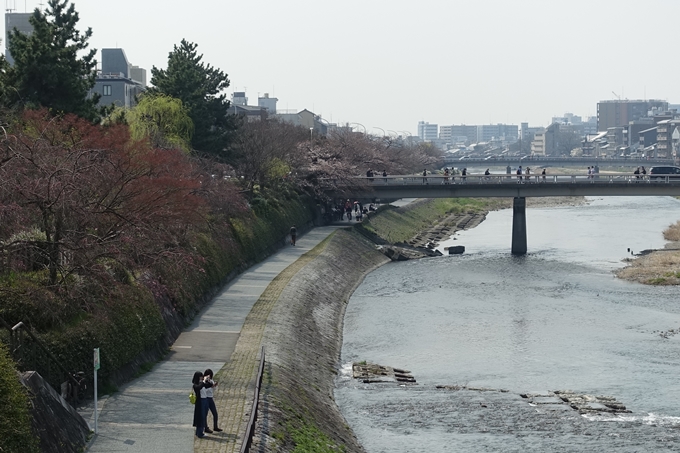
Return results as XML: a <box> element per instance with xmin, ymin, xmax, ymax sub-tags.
<box><xmin>335</xmin><ymin>196</ymin><xmax>680</xmax><ymax>452</ymax></box>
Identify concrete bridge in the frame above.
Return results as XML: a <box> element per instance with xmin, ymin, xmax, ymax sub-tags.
<box><xmin>332</xmin><ymin>174</ymin><xmax>680</xmax><ymax>255</ymax></box>
<box><xmin>442</xmin><ymin>156</ymin><xmax>676</xmax><ymax>168</ymax></box>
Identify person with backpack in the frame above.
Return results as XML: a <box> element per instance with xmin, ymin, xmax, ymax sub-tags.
<box><xmin>192</xmin><ymin>371</ymin><xmax>213</xmax><ymax>438</ymax></box>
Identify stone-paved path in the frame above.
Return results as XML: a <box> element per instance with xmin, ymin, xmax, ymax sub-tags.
<box><xmin>85</xmin><ymin>226</ymin><xmax>343</xmax><ymax>453</ymax></box>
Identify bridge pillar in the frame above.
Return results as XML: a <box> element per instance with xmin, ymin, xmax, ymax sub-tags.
<box><xmin>511</xmin><ymin>197</ymin><xmax>527</xmax><ymax>255</ymax></box>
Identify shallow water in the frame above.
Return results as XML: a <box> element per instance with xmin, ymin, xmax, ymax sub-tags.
<box><xmin>336</xmin><ymin>196</ymin><xmax>680</xmax><ymax>452</ymax></box>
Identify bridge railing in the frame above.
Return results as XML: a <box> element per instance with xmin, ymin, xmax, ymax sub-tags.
<box><xmin>357</xmin><ymin>174</ymin><xmax>680</xmax><ymax>186</ymax></box>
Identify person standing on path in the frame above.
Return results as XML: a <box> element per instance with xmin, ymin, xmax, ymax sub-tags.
<box><xmin>192</xmin><ymin>371</ymin><xmax>213</xmax><ymax>438</ymax></box>
<box><xmin>290</xmin><ymin>225</ymin><xmax>297</xmax><ymax>246</ymax></box>
<box><xmin>203</xmin><ymin>369</ymin><xmax>222</xmax><ymax>433</ymax></box>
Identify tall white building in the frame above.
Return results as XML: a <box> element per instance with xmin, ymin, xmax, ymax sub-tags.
<box><xmin>5</xmin><ymin>12</ymin><xmax>33</xmax><ymax>64</ymax></box>
<box><xmin>417</xmin><ymin>121</ymin><xmax>438</xmax><ymax>142</ymax></box>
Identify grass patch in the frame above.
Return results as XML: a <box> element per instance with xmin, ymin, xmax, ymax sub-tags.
<box><xmin>290</xmin><ymin>423</ymin><xmax>346</xmax><ymax>453</ymax></box>
<box><xmin>664</xmin><ymin>221</ymin><xmax>680</xmax><ymax>242</ymax></box>
<box><xmin>360</xmin><ymin>198</ymin><xmax>504</xmax><ymax>244</ymax></box>
<box><xmin>133</xmin><ymin>361</ymin><xmax>156</xmax><ymax>378</ymax></box>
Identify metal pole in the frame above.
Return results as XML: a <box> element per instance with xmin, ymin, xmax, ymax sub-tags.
<box><xmin>94</xmin><ymin>368</ymin><xmax>98</xmax><ymax>434</ymax></box>
<box><xmin>94</xmin><ymin>347</ymin><xmax>100</xmax><ymax>434</ymax></box>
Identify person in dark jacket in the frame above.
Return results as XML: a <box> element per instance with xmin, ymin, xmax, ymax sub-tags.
<box><xmin>192</xmin><ymin>371</ymin><xmax>213</xmax><ymax>438</ymax></box>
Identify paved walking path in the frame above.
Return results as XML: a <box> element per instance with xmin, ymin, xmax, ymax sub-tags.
<box><xmin>85</xmin><ymin>226</ymin><xmax>343</xmax><ymax>453</ymax></box>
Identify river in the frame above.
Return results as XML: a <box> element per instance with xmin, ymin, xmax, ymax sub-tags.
<box><xmin>335</xmin><ymin>196</ymin><xmax>680</xmax><ymax>452</ymax></box>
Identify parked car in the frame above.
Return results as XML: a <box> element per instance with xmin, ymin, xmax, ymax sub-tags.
<box><xmin>649</xmin><ymin>166</ymin><xmax>680</xmax><ymax>179</ymax></box>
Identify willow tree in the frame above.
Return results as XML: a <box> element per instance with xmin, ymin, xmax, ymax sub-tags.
<box><xmin>124</xmin><ymin>94</ymin><xmax>194</xmax><ymax>153</ymax></box>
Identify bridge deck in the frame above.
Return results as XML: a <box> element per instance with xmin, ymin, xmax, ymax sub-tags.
<box><xmin>338</xmin><ymin>174</ymin><xmax>680</xmax><ymax>199</ymax></box>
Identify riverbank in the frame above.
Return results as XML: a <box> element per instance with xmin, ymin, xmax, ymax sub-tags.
<box><xmin>616</xmin><ymin>220</ymin><xmax>680</xmax><ymax>285</ymax></box>
<box><xmin>250</xmin><ymin>229</ymin><xmax>388</xmax><ymax>452</ymax></box>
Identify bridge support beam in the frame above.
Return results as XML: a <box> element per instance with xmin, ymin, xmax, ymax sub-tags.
<box><xmin>511</xmin><ymin>197</ymin><xmax>527</xmax><ymax>255</ymax></box>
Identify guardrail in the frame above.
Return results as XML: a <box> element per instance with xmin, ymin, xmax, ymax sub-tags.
<box><xmin>442</xmin><ymin>156</ymin><xmax>676</xmax><ymax>165</ymax></box>
<box><xmin>240</xmin><ymin>346</ymin><xmax>266</xmax><ymax>453</ymax></box>
<box><xmin>357</xmin><ymin>174</ymin><xmax>680</xmax><ymax>186</ymax></box>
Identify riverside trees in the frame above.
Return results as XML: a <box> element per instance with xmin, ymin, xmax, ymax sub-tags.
<box><xmin>0</xmin><ymin>110</ymin><xmax>205</xmax><ymax>289</ymax></box>
<box><xmin>149</xmin><ymin>40</ymin><xmax>237</xmax><ymax>159</ymax></box>
<box><xmin>3</xmin><ymin>0</ymin><xmax>102</xmax><ymax>120</ymax></box>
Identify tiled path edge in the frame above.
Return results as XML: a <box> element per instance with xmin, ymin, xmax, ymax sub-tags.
<box><xmin>195</xmin><ymin>234</ymin><xmax>335</xmax><ymax>453</ymax></box>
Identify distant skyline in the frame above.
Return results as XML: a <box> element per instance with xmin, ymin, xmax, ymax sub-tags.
<box><xmin>3</xmin><ymin>0</ymin><xmax>679</xmax><ymax>135</ymax></box>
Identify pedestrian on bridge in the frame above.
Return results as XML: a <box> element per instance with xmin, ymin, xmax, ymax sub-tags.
<box><xmin>517</xmin><ymin>166</ymin><xmax>523</xmax><ymax>183</ymax></box>
<box><xmin>423</xmin><ymin>169</ymin><xmax>428</xmax><ymax>184</ymax></box>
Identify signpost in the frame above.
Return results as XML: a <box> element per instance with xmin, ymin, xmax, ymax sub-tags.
<box><xmin>93</xmin><ymin>348</ymin><xmax>100</xmax><ymax>434</ymax></box>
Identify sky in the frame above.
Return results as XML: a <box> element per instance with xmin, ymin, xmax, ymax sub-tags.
<box><xmin>3</xmin><ymin>0</ymin><xmax>680</xmax><ymax>136</ymax></box>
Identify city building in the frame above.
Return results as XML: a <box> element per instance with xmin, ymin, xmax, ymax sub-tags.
<box><xmin>551</xmin><ymin>113</ymin><xmax>597</xmax><ymax>136</ymax></box>
<box><xmin>90</xmin><ymin>48</ymin><xmax>146</xmax><ymax>109</ymax></box>
<box><xmin>232</xmin><ymin>92</ymin><xmax>248</xmax><ymax>106</ymax></box>
<box><xmin>606</xmin><ymin>127</ymin><xmax>625</xmax><ymax>149</ymax></box>
<box><xmin>530</xmin><ymin>123</ymin><xmax>559</xmax><ymax>156</ymax></box>
<box><xmin>597</xmin><ymin>100</ymin><xmax>668</xmax><ymax>131</ymax></box>
<box><xmin>639</xmin><ymin>127</ymin><xmax>658</xmax><ymax>151</ymax></box>
<box><xmin>440</xmin><ymin>124</ymin><xmax>478</xmax><ymax>144</ymax></box>
<box><xmin>656</xmin><ymin>120</ymin><xmax>680</xmax><ymax>158</ymax></box>
<box><xmin>417</xmin><ymin>121</ymin><xmax>438</xmax><ymax>142</ymax></box>
<box><xmin>227</xmin><ymin>104</ymin><xmax>268</xmax><ymax>121</ymax></box>
<box><xmin>624</xmin><ymin>118</ymin><xmax>655</xmax><ymax>149</ymax></box>
<box><xmin>477</xmin><ymin>124</ymin><xmax>518</xmax><ymax>143</ymax></box>
<box><xmin>582</xmin><ymin>131</ymin><xmax>609</xmax><ymax>157</ymax></box>
<box><xmin>276</xmin><ymin>109</ymin><xmax>328</xmax><ymax>135</ymax></box>
<box><xmin>4</xmin><ymin>12</ymin><xmax>32</xmax><ymax>64</ymax></box>
<box><xmin>257</xmin><ymin>93</ymin><xmax>278</xmax><ymax>114</ymax></box>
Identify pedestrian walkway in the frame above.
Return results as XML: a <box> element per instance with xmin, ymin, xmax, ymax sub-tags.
<box><xmin>85</xmin><ymin>226</ymin><xmax>342</xmax><ymax>453</ymax></box>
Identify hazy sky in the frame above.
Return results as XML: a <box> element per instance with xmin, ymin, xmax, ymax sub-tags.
<box><xmin>3</xmin><ymin>0</ymin><xmax>680</xmax><ymax>135</ymax></box>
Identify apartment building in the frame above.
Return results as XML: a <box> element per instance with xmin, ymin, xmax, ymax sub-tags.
<box><xmin>90</xmin><ymin>49</ymin><xmax>146</xmax><ymax>109</ymax></box>
<box><xmin>597</xmin><ymin>100</ymin><xmax>668</xmax><ymax>131</ymax></box>
<box><xmin>417</xmin><ymin>121</ymin><xmax>438</xmax><ymax>142</ymax></box>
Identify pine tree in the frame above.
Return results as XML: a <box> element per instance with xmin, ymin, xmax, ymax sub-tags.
<box><xmin>150</xmin><ymin>39</ymin><xmax>237</xmax><ymax>158</ymax></box>
<box><xmin>4</xmin><ymin>0</ymin><xmax>101</xmax><ymax>121</ymax></box>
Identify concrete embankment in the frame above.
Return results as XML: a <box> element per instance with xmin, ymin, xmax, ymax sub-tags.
<box><xmin>251</xmin><ymin>229</ymin><xmax>388</xmax><ymax>452</ymax></box>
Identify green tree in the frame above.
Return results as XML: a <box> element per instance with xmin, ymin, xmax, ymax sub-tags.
<box><xmin>114</xmin><ymin>94</ymin><xmax>194</xmax><ymax>153</ymax></box>
<box><xmin>4</xmin><ymin>0</ymin><xmax>101</xmax><ymax>120</ymax></box>
<box><xmin>150</xmin><ymin>39</ymin><xmax>237</xmax><ymax>157</ymax></box>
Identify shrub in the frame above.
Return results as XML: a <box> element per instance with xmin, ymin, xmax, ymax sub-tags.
<box><xmin>0</xmin><ymin>343</ymin><xmax>39</xmax><ymax>453</ymax></box>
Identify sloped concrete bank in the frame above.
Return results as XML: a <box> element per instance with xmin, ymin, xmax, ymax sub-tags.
<box><xmin>251</xmin><ymin>229</ymin><xmax>389</xmax><ymax>452</ymax></box>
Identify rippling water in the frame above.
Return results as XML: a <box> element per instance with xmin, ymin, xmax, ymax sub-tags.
<box><xmin>336</xmin><ymin>197</ymin><xmax>680</xmax><ymax>452</ymax></box>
